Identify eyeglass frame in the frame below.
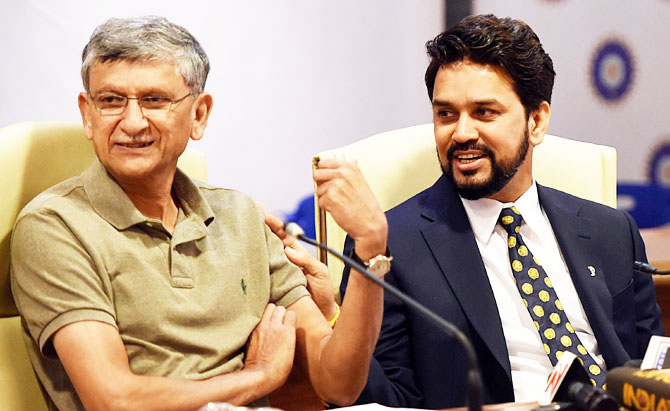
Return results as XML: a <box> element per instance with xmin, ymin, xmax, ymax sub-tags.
<box><xmin>87</xmin><ymin>92</ymin><xmax>194</xmax><ymax>117</ymax></box>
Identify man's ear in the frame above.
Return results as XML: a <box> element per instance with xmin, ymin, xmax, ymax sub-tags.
<box><xmin>527</xmin><ymin>101</ymin><xmax>551</xmax><ymax>147</ymax></box>
<box><xmin>190</xmin><ymin>93</ymin><xmax>214</xmax><ymax>141</ymax></box>
<box><xmin>78</xmin><ymin>92</ymin><xmax>95</xmax><ymax>141</ymax></box>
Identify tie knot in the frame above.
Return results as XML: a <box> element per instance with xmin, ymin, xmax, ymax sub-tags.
<box><xmin>499</xmin><ymin>207</ymin><xmax>523</xmax><ymax>235</ymax></box>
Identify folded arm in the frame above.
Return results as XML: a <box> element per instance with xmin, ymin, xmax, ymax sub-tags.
<box><xmin>53</xmin><ymin>303</ymin><xmax>296</xmax><ymax>411</ymax></box>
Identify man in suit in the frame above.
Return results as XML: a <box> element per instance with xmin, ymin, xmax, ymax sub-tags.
<box><xmin>335</xmin><ymin>14</ymin><xmax>664</xmax><ymax>408</ymax></box>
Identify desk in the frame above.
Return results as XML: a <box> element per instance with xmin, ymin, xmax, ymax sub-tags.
<box><xmin>444</xmin><ymin>402</ymin><xmax>540</xmax><ymax>410</ymax></box>
<box><xmin>340</xmin><ymin>402</ymin><xmax>540</xmax><ymax>410</ymax></box>
<box><xmin>641</xmin><ymin>227</ymin><xmax>670</xmax><ymax>271</ymax></box>
<box><xmin>642</xmin><ymin>227</ymin><xmax>670</xmax><ymax>335</ymax></box>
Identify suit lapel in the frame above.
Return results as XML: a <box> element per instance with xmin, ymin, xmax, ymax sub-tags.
<box><xmin>419</xmin><ymin>177</ymin><xmax>511</xmax><ymax>377</ymax></box>
<box><xmin>537</xmin><ymin>186</ymin><xmax>613</xmax><ymax>340</ymax></box>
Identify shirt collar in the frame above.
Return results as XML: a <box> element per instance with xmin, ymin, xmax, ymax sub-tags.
<box><xmin>82</xmin><ymin>159</ymin><xmax>215</xmax><ymax>231</ymax></box>
<box><xmin>460</xmin><ymin>180</ymin><xmax>542</xmax><ymax>244</ymax></box>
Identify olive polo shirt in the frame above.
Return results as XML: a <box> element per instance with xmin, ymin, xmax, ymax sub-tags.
<box><xmin>10</xmin><ymin>159</ymin><xmax>309</xmax><ymax>410</ymax></box>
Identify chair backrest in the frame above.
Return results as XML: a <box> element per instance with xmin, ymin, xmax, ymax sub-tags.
<box><xmin>313</xmin><ymin>123</ymin><xmax>617</xmax><ymax>298</ymax></box>
<box><xmin>0</xmin><ymin>121</ymin><xmax>207</xmax><ymax>410</ymax></box>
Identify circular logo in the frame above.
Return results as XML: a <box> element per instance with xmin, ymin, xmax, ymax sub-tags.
<box><xmin>648</xmin><ymin>139</ymin><xmax>670</xmax><ymax>187</ymax></box>
<box><xmin>590</xmin><ymin>39</ymin><xmax>634</xmax><ymax>103</ymax></box>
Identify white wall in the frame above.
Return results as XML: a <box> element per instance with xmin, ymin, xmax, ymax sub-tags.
<box><xmin>473</xmin><ymin>0</ymin><xmax>670</xmax><ymax>186</ymax></box>
<box><xmin>0</xmin><ymin>0</ymin><xmax>444</xmax><ymax>215</ymax></box>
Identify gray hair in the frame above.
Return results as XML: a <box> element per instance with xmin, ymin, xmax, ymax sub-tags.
<box><xmin>81</xmin><ymin>16</ymin><xmax>210</xmax><ymax>94</ymax></box>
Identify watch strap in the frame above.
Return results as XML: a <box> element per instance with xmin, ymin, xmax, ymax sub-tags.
<box><xmin>350</xmin><ymin>247</ymin><xmax>391</xmax><ymax>267</ymax></box>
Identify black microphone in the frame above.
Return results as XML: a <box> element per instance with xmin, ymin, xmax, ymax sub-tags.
<box><xmin>543</xmin><ymin>352</ymin><xmax>619</xmax><ymax>411</ymax></box>
<box><xmin>634</xmin><ymin>261</ymin><xmax>670</xmax><ymax>275</ymax></box>
<box><xmin>284</xmin><ymin>222</ymin><xmax>483</xmax><ymax>411</ymax></box>
<box><xmin>565</xmin><ymin>382</ymin><xmax>619</xmax><ymax>411</ymax></box>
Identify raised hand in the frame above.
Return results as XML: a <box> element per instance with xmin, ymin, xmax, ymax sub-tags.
<box><xmin>313</xmin><ymin>158</ymin><xmax>388</xmax><ymax>260</ymax></box>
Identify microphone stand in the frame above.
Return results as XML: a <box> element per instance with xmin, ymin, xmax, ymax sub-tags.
<box><xmin>634</xmin><ymin>261</ymin><xmax>670</xmax><ymax>275</ymax></box>
<box><xmin>289</xmin><ymin>226</ymin><xmax>483</xmax><ymax>411</ymax></box>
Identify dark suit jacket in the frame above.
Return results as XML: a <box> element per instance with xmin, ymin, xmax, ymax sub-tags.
<box><xmin>341</xmin><ymin>176</ymin><xmax>663</xmax><ymax>409</ymax></box>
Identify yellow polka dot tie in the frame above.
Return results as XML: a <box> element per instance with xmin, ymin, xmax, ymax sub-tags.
<box><xmin>499</xmin><ymin>207</ymin><xmax>605</xmax><ymax>388</ymax></box>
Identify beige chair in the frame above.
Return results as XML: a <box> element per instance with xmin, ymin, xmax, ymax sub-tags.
<box><xmin>313</xmin><ymin>123</ymin><xmax>618</xmax><ymax>298</ymax></box>
<box><xmin>0</xmin><ymin>121</ymin><xmax>207</xmax><ymax>410</ymax></box>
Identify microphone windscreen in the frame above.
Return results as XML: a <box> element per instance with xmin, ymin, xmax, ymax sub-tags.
<box><xmin>606</xmin><ymin>367</ymin><xmax>670</xmax><ymax>410</ymax></box>
<box><xmin>284</xmin><ymin>222</ymin><xmax>305</xmax><ymax>238</ymax></box>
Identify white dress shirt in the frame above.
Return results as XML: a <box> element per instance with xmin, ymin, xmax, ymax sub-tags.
<box><xmin>460</xmin><ymin>181</ymin><xmax>605</xmax><ymax>402</ymax></box>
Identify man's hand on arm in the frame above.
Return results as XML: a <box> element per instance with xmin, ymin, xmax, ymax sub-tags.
<box><xmin>263</xmin><ymin>209</ymin><xmax>338</xmax><ymax>320</ymax></box>
<box><xmin>53</xmin><ymin>304</ymin><xmax>296</xmax><ymax>411</ymax></box>
<box><xmin>243</xmin><ymin>303</ymin><xmax>297</xmax><ymax>391</ymax></box>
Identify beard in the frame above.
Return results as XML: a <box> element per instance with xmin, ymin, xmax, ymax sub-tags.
<box><xmin>440</xmin><ymin>127</ymin><xmax>530</xmax><ymax>200</ymax></box>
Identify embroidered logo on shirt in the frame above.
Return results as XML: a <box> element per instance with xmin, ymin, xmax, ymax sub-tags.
<box><xmin>241</xmin><ymin>278</ymin><xmax>247</xmax><ymax>295</ymax></box>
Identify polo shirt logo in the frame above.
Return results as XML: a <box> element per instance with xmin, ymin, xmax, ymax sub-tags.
<box><xmin>241</xmin><ymin>278</ymin><xmax>247</xmax><ymax>295</ymax></box>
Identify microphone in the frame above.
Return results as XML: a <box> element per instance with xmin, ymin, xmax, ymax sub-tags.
<box><xmin>542</xmin><ymin>351</ymin><xmax>619</xmax><ymax>411</ymax></box>
<box><xmin>634</xmin><ymin>261</ymin><xmax>670</xmax><ymax>275</ymax></box>
<box><xmin>566</xmin><ymin>382</ymin><xmax>619</xmax><ymax>411</ymax></box>
<box><xmin>606</xmin><ymin>367</ymin><xmax>670</xmax><ymax>410</ymax></box>
<box><xmin>607</xmin><ymin>335</ymin><xmax>670</xmax><ymax>409</ymax></box>
<box><xmin>283</xmin><ymin>222</ymin><xmax>483</xmax><ymax>411</ymax></box>
<box><xmin>284</xmin><ymin>222</ymin><xmax>307</xmax><ymax>238</ymax></box>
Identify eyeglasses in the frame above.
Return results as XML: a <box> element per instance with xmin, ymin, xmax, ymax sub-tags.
<box><xmin>89</xmin><ymin>92</ymin><xmax>192</xmax><ymax>117</ymax></box>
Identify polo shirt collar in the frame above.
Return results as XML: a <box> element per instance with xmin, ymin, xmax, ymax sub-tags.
<box><xmin>82</xmin><ymin>159</ymin><xmax>215</xmax><ymax>231</ymax></box>
<box><xmin>460</xmin><ymin>180</ymin><xmax>542</xmax><ymax>244</ymax></box>
<box><xmin>172</xmin><ymin>167</ymin><xmax>216</xmax><ymax>237</ymax></box>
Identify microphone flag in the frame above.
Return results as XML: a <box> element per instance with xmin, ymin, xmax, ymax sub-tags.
<box><xmin>641</xmin><ymin>336</ymin><xmax>670</xmax><ymax>370</ymax></box>
<box><xmin>542</xmin><ymin>351</ymin><xmax>591</xmax><ymax>405</ymax></box>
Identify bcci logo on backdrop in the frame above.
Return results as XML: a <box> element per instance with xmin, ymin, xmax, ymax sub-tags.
<box><xmin>649</xmin><ymin>138</ymin><xmax>670</xmax><ymax>188</ymax></box>
<box><xmin>590</xmin><ymin>38</ymin><xmax>635</xmax><ymax>104</ymax></box>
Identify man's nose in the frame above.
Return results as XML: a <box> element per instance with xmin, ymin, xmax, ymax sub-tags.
<box><xmin>452</xmin><ymin>115</ymin><xmax>478</xmax><ymax>143</ymax></box>
<box><xmin>120</xmin><ymin>99</ymin><xmax>149</xmax><ymax>132</ymax></box>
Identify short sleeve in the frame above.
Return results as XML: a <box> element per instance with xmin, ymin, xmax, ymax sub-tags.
<box><xmin>10</xmin><ymin>210</ymin><xmax>117</xmax><ymax>356</ymax></box>
<box><xmin>261</xmin><ymin>212</ymin><xmax>309</xmax><ymax>308</ymax></box>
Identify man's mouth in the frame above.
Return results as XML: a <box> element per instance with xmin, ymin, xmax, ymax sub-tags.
<box><xmin>117</xmin><ymin>141</ymin><xmax>154</xmax><ymax>148</ymax></box>
<box><xmin>456</xmin><ymin>153</ymin><xmax>485</xmax><ymax>163</ymax></box>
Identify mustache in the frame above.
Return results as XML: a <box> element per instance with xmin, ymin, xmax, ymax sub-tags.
<box><xmin>115</xmin><ymin>134</ymin><xmax>152</xmax><ymax>144</ymax></box>
<box><xmin>446</xmin><ymin>142</ymin><xmax>495</xmax><ymax>160</ymax></box>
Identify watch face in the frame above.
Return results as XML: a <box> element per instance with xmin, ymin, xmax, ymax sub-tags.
<box><xmin>368</xmin><ymin>257</ymin><xmax>392</xmax><ymax>277</ymax></box>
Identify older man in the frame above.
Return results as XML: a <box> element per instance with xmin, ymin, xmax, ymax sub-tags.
<box><xmin>11</xmin><ymin>16</ymin><xmax>388</xmax><ymax>410</ymax></box>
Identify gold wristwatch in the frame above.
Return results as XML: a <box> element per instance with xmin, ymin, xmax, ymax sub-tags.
<box><xmin>353</xmin><ymin>248</ymin><xmax>393</xmax><ymax>277</ymax></box>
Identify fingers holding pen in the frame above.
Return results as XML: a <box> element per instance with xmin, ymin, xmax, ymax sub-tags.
<box><xmin>313</xmin><ymin>158</ymin><xmax>388</xmax><ymax>260</ymax></box>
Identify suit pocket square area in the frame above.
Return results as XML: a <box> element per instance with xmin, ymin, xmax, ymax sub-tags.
<box><xmin>611</xmin><ymin>278</ymin><xmax>634</xmax><ymax>316</ymax></box>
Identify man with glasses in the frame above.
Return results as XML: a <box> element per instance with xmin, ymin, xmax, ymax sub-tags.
<box><xmin>10</xmin><ymin>16</ymin><xmax>388</xmax><ymax>410</ymax></box>
<box><xmin>90</xmin><ymin>93</ymin><xmax>193</xmax><ymax>116</ymax></box>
